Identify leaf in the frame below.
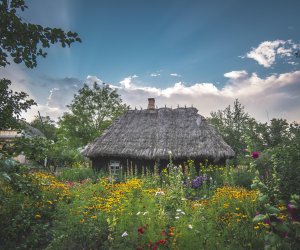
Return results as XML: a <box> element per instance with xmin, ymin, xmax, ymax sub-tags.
<box><xmin>266</xmin><ymin>205</ymin><xmax>280</xmax><ymax>215</ymax></box>
<box><xmin>275</xmin><ymin>222</ymin><xmax>289</xmax><ymax>233</ymax></box>
<box><xmin>1</xmin><ymin>173</ymin><xmax>11</xmax><ymax>182</ymax></box>
<box><xmin>258</xmin><ymin>194</ymin><xmax>269</xmax><ymax>203</ymax></box>
<box><xmin>253</xmin><ymin>214</ymin><xmax>268</xmax><ymax>223</ymax></box>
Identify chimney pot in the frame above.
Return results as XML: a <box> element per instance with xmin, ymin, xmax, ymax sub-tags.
<box><xmin>147</xmin><ymin>98</ymin><xmax>155</xmax><ymax>109</ymax></box>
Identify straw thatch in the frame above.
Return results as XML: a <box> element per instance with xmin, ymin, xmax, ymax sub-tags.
<box><xmin>83</xmin><ymin>107</ymin><xmax>234</xmax><ymax>166</ymax></box>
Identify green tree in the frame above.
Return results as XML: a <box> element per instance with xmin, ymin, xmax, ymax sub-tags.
<box><xmin>209</xmin><ymin>99</ymin><xmax>250</xmax><ymax>159</ymax></box>
<box><xmin>0</xmin><ymin>0</ymin><xmax>81</xmax><ymax>128</ymax></box>
<box><xmin>58</xmin><ymin>82</ymin><xmax>129</xmax><ymax>148</ymax></box>
<box><xmin>0</xmin><ymin>78</ymin><xmax>36</xmax><ymax>129</ymax></box>
<box><xmin>268</xmin><ymin>118</ymin><xmax>289</xmax><ymax>147</ymax></box>
<box><xmin>209</xmin><ymin>99</ymin><xmax>268</xmax><ymax>164</ymax></box>
<box><xmin>30</xmin><ymin>115</ymin><xmax>57</xmax><ymax>141</ymax></box>
<box><xmin>0</xmin><ymin>0</ymin><xmax>81</xmax><ymax>68</ymax></box>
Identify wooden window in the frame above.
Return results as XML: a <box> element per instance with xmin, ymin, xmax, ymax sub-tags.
<box><xmin>109</xmin><ymin>161</ymin><xmax>121</xmax><ymax>176</ymax></box>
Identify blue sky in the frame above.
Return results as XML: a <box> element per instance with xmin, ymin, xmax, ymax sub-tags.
<box><xmin>1</xmin><ymin>0</ymin><xmax>300</xmax><ymax>122</ymax></box>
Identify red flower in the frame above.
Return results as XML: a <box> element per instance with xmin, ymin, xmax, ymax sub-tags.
<box><xmin>138</xmin><ymin>227</ymin><xmax>145</xmax><ymax>235</ymax></box>
<box><xmin>288</xmin><ymin>203</ymin><xmax>300</xmax><ymax>222</ymax></box>
<box><xmin>251</xmin><ymin>151</ymin><xmax>260</xmax><ymax>159</ymax></box>
<box><xmin>156</xmin><ymin>239</ymin><xmax>167</xmax><ymax>245</ymax></box>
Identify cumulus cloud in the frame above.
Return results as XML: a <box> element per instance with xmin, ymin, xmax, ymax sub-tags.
<box><xmin>170</xmin><ymin>73</ymin><xmax>181</xmax><ymax>77</ymax></box>
<box><xmin>245</xmin><ymin>40</ymin><xmax>300</xmax><ymax>67</ymax></box>
<box><xmin>86</xmin><ymin>75</ymin><xmax>103</xmax><ymax>86</ymax></box>
<box><xmin>115</xmin><ymin>71</ymin><xmax>300</xmax><ymax>122</ymax></box>
<box><xmin>2</xmin><ymin>62</ymin><xmax>300</xmax><ymax>123</ymax></box>
<box><xmin>23</xmin><ymin>71</ymin><xmax>300</xmax><ymax>123</ymax></box>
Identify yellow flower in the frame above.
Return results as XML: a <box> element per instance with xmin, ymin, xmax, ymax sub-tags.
<box><xmin>91</xmin><ymin>215</ymin><xmax>97</xmax><ymax>219</ymax></box>
<box><xmin>80</xmin><ymin>219</ymin><xmax>85</xmax><ymax>223</ymax></box>
<box><xmin>254</xmin><ymin>226</ymin><xmax>260</xmax><ymax>230</ymax></box>
<box><xmin>35</xmin><ymin>214</ymin><xmax>41</xmax><ymax>219</ymax></box>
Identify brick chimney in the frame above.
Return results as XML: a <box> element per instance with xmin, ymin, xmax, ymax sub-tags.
<box><xmin>147</xmin><ymin>98</ymin><xmax>155</xmax><ymax>109</ymax></box>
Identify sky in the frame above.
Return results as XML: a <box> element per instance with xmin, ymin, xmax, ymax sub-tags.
<box><xmin>1</xmin><ymin>0</ymin><xmax>300</xmax><ymax>123</ymax></box>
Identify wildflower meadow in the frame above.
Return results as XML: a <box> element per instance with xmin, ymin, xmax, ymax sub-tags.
<box><xmin>1</xmin><ymin>154</ymin><xmax>300</xmax><ymax>250</ymax></box>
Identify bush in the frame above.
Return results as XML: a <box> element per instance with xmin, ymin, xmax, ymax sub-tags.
<box><xmin>57</xmin><ymin>167</ymin><xmax>99</xmax><ymax>182</ymax></box>
<box><xmin>0</xmin><ymin>159</ymin><xmax>69</xmax><ymax>249</ymax></box>
<box><xmin>230</xmin><ymin>165</ymin><xmax>255</xmax><ymax>189</ymax></box>
<box><xmin>272</xmin><ymin>144</ymin><xmax>300</xmax><ymax>202</ymax></box>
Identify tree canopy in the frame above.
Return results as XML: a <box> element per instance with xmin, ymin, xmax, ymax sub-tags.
<box><xmin>30</xmin><ymin>115</ymin><xmax>57</xmax><ymax>141</ymax></box>
<box><xmin>0</xmin><ymin>78</ymin><xmax>36</xmax><ymax>129</ymax></box>
<box><xmin>0</xmin><ymin>0</ymin><xmax>81</xmax><ymax>129</ymax></box>
<box><xmin>0</xmin><ymin>0</ymin><xmax>81</xmax><ymax>68</ymax></box>
<box><xmin>58</xmin><ymin>82</ymin><xmax>129</xmax><ymax>148</ymax></box>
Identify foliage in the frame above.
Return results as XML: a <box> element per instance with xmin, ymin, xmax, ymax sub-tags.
<box><xmin>2</xmin><ymin>156</ymin><xmax>299</xmax><ymax>249</ymax></box>
<box><xmin>58</xmin><ymin>82</ymin><xmax>129</xmax><ymax>148</ymax></box>
<box><xmin>57</xmin><ymin>167</ymin><xmax>98</xmax><ymax>182</ymax></box>
<box><xmin>270</xmin><ymin>122</ymin><xmax>300</xmax><ymax>202</ymax></box>
<box><xmin>250</xmin><ymin>121</ymin><xmax>300</xmax><ymax>202</ymax></box>
<box><xmin>30</xmin><ymin>115</ymin><xmax>58</xmax><ymax>141</ymax></box>
<box><xmin>0</xmin><ymin>160</ymin><xmax>70</xmax><ymax>249</ymax></box>
<box><xmin>0</xmin><ymin>0</ymin><xmax>81</xmax><ymax>68</ymax></box>
<box><xmin>209</xmin><ymin>99</ymin><xmax>257</xmax><ymax>164</ymax></box>
<box><xmin>8</xmin><ymin>136</ymin><xmax>86</xmax><ymax>172</ymax></box>
<box><xmin>228</xmin><ymin>165</ymin><xmax>256</xmax><ymax>189</ymax></box>
<box><xmin>252</xmin><ymin>172</ymin><xmax>300</xmax><ymax>249</ymax></box>
<box><xmin>0</xmin><ymin>78</ymin><xmax>36</xmax><ymax>129</ymax></box>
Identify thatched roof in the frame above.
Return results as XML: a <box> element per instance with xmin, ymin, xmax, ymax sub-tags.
<box><xmin>0</xmin><ymin>124</ymin><xmax>44</xmax><ymax>140</ymax></box>
<box><xmin>83</xmin><ymin>107</ymin><xmax>234</xmax><ymax>161</ymax></box>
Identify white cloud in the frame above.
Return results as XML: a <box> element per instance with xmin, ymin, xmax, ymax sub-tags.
<box><xmin>170</xmin><ymin>73</ymin><xmax>181</xmax><ymax>77</ymax></box>
<box><xmin>119</xmin><ymin>76</ymin><xmax>133</xmax><ymax>89</ymax></box>
<box><xmin>46</xmin><ymin>88</ymin><xmax>60</xmax><ymax>107</ymax></box>
<box><xmin>25</xmin><ymin>70</ymin><xmax>300</xmax><ymax>123</ymax></box>
<box><xmin>2</xmin><ymin>63</ymin><xmax>300</xmax><ymax>124</ymax></box>
<box><xmin>277</xmin><ymin>47</ymin><xmax>292</xmax><ymax>57</ymax></box>
<box><xmin>150</xmin><ymin>73</ymin><xmax>160</xmax><ymax>77</ymax></box>
<box><xmin>224</xmin><ymin>70</ymin><xmax>248</xmax><ymax>79</ymax></box>
<box><xmin>86</xmin><ymin>75</ymin><xmax>103</xmax><ymax>86</ymax></box>
<box><xmin>245</xmin><ymin>40</ymin><xmax>300</xmax><ymax>67</ymax></box>
<box><xmin>115</xmin><ymin>71</ymin><xmax>300</xmax><ymax>123</ymax></box>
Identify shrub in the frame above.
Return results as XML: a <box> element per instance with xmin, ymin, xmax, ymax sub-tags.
<box><xmin>57</xmin><ymin>167</ymin><xmax>98</xmax><ymax>182</ymax></box>
<box><xmin>230</xmin><ymin>165</ymin><xmax>255</xmax><ymax>189</ymax></box>
<box><xmin>0</xmin><ymin>160</ymin><xmax>69</xmax><ymax>249</ymax></box>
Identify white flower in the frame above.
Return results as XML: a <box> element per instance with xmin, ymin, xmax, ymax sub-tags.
<box><xmin>188</xmin><ymin>224</ymin><xmax>193</xmax><ymax>230</ymax></box>
<box><xmin>155</xmin><ymin>190</ymin><xmax>165</xmax><ymax>196</ymax></box>
<box><xmin>143</xmin><ymin>211</ymin><xmax>148</xmax><ymax>215</ymax></box>
<box><xmin>136</xmin><ymin>211</ymin><xmax>141</xmax><ymax>216</ymax></box>
<box><xmin>181</xmin><ymin>211</ymin><xmax>186</xmax><ymax>215</ymax></box>
<box><xmin>122</xmin><ymin>231</ymin><xmax>128</xmax><ymax>237</ymax></box>
<box><xmin>176</xmin><ymin>209</ymin><xmax>182</xmax><ymax>212</ymax></box>
<box><xmin>175</xmin><ymin>216</ymin><xmax>180</xmax><ymax>219</ymax></box>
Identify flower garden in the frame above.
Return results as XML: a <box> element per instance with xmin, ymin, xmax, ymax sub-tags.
<box><xmin>1</xmin><ymin>155</ymin><xmax>300</xmax><ymax>250</ymax></box>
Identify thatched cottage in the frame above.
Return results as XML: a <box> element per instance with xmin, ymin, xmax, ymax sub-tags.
<box><xmin>83</xmin><ymin>98</ymin><xmax>234</xmax><ymax>174</ymax></box>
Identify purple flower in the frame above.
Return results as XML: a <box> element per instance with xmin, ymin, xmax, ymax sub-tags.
<box><xmin>192</xmin><ymin>176</ymin><xmax>203</xmax><ymax>188</ymax></box>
